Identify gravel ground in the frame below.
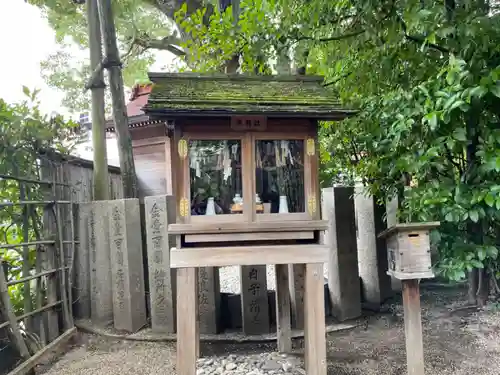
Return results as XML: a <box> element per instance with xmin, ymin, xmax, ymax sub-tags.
<box><xmin>39</xmin><ymin>284</ymin><xmax>500</xmax><ymax>375</ymax></box>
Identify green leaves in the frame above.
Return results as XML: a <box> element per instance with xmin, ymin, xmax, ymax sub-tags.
<box><xmin>490</xmin><ymin>84</ymin><xmax>500</xmax><ymax>98</ymax></box>
<box><xmin>469</xmin><ymin>209</ymin><xmax>479</xmax><ymax>223</ymax></box>
<box><xmin>485</xmin><ymin>193</ymin><xmax>495</xmax><ymax>207</ymax></box>
<box><xmin>453</xmin><ymin>128</ymin><xmax>467</xmax><ymax>142</ymax></box>
<box><xmin>424</xmin><ymin>112</ymin><xmax>438</xmax><ymax>130</ymax></box>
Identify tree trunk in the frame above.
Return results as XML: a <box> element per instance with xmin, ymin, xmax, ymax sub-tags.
<box><xmin>222</xmin><ymin>0</ymin><xmax>240</xmax><ymax>73</ymax></box>
<box><xmin>476</xmin><ymin>268</ymin><xmax>490</xmax><ymax>306</ymax></box>
<box><xmin>97</xmin><ymin>0</ymin><xmax>138</xmax><ymax>198</ymax></box>
<box><xmin>86</xmin><ymin>0</ymin><xmax>110</xmax><ymax>201</ymax></box>
<box><xmin>468</xmin><ymin>269</ymin><xmax>478</xmax><ymax>305</ymax></box>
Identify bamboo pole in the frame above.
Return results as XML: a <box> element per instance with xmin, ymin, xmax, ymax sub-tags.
<box><xmin>19</xmin><ymin>182</ymin><xmax>32</xmax><ymax>333</ymax></box>
<box><xmin>0</xmin><ymin>262</ymin><xmax>31</xmax><ymax>360</ymax></box>
<box><xmin>0</xmin><ymin>201</ymin><xmax>72</xmax><ymax>207</ymax></box>
<box><xmin>34</xmin><ymin>249</ymin><xmax>46</xmax><ymax>345</ymax></box>
<box><xmin>55</xmin><ymin>203</ymin><xmax>72</xmax><ymax>329</ymax></box>
<box><xmin>15</xmin><ymin>300</ymin><xmax>62</xmax><ymax>322</ymax></box>
<box><xmin>29</xmin><ymin>205</ymin><xmax>47</xmax><ymax>345</ymax></box>
<box><xmin>97</xmin><ymin>0</ymin><xmax>138</xmax><ymax>198</ymax></box>
<box><xmin>0</xmin><ymin>174</ymin><xmax>68</xmax><ymax>186</ymax></box>
<box><xmin>86</xmin><ymin>0</ymin><xmax>110</xmax><ymax>201</ymax></box>
<box><xmin>6</xmin><ymin>267</ymin><xmax>68</xmax><ymax>286</ymax></box>
<box><xmin>0</xmin><ymin>241</ymin><xmax>55</xmax><ymax>250</ymax></box>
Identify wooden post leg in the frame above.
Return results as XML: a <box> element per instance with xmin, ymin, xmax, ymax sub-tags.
<box><xmin>275</xmin><ymin>264</ymin><xmax>292</xmax><ymax>353</ymax></box>
<box><xmin>177</xmin><ymin>267</ymin><xmax>198</xmax><ymax>375</ymax></box>
<box><xmin>304</xmin><ymin>263</ymin><xmax>327</xmax><ymax>375</ymax></box>
<box><xmin>402</xmin><ymin>279</ymin><xmax>425</xmax><ymax>375</ymax></box>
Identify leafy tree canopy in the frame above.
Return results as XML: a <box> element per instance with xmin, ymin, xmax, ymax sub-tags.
<box><xmin>34</xmin><ymin>0</ymin><xmax>500</xmax><ymax>300</ymax></box>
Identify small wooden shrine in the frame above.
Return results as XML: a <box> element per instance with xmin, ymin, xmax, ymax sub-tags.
<box><xmin>141</xmin><ymin>73</ymin><xmax>354</xmax><ymax>375</ymax></box>
<box><xmin>379</xmin><ymin>222</ymin><xmax>440</xmax><ymax>375</ymax></box>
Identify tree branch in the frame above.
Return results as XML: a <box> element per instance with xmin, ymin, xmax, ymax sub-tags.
<box><xmin>405</xmin><ymin>34</ymin><xmax>450</xmax><ymax>54</ymax></box>
<box><xmin>133</xmin><ymin>34</ymin><xmax>186</xmax><ymax>56</ymax></box>
<box><xmin>323</xmin><ymin>71</ymin><xmax>353</xmax><ymax>86</ymax></box>
<box><xmin>396</xmin><ymin>14</ymin><xmax>450</xmax><ymax>54</ymax></box>
<box><xmin>445</xmin><ymin>144</ymin><xmax>463</xmax><ymax>173</ymax></box>
<box><xmin>296</xmin><ymin>29</ymin><xmax>366</xmax><ymax>43</ymax></box>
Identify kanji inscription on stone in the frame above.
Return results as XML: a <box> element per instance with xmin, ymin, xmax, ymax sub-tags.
<box><xmin>241</xmin><ymin>265</ymin><xmax>269</xmax><ymax>334</ymax></box>
<box><xmin>145</xmin><ymin>196</ymin><xmax>175</xmax><ymax>333</ymax></box>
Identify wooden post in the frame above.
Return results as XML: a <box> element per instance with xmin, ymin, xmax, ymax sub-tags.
<box><xmin>176</xmin><ymin>267</ymin><xmax>198</xmax><ymax>375</ymax></box>
<box><xmin>96</xmin><ymin>0</ymin><xmax>138</xmax><ymax>198</ymax></box>
<box><xmin>275</xmin><ymin>264</ymin><xmax>291</xmax><ymax>352</ymax></box>
<box><xmin>304</xmin><ymin>263</ymin><xmax>327</xmax><ymax>375</ymax></box>
<box><xmin>0</xmin><ymin>262</ymin><xmax>30</xmax><ymax>360</ymax></box>
<box><xmin>402</xmin><ymin>279</ymin><xmax>425</xmax><ymax>375</ymax></box>
<box><xmin>86</xmin><ymin>0</ymin><xmax>110</xmax><ymax>201</ymax></box>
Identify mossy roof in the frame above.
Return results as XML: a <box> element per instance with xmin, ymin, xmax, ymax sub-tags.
<box><xmin>143</xmin><ymin>73</ymin><xmax>355</xmax><ymax>119</ymax></box>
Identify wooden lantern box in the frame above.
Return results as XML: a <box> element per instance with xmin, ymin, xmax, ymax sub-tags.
<box><xmin>378</xmin><ymin>222</ymin><xmax>440</xmax><ymax>280</ymax></box>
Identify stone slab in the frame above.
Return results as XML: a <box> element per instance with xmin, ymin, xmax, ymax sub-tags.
<box><xmin>145</xmin><ymin>195</ymin><xmax>176</xmax><ymax>333</ymax></box>
<box><xmin>322</xmin><ymin>187</ymin><xmax>361</xmax><ymax>321</ymax></box>
<box><xmin>288</xmin><ymin>264</ymin><xmax>305</xmax><ymax>329</ymax></box>
<box><xmin>354</xmin><ymin>186</ymin><xmax>392</xmax><ymax>305</ymax></box>
<box><xmin>198</xmin><ymin>267</ymin><xmax>220</xmax><ymax>334</ymax></box>
<box><xmin>240</xmin><ymin>265</ymin><xmax>270</xmax><ymax>334</ymax></box>
<box><xmin>89</xmin><ymin>202</ymin><xmax>113</xmax><ymax>323</ymax></box>
<box><xmin>109</xmin><ymin>199</ymin><xmax>147</xmax><ymax>332</ymax></box>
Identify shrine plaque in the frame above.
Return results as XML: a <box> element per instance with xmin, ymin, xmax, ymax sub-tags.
<box><xmin>231</xmin><ymin>115</ymin><xmax>267</xmax><ymax>131</ymax></box>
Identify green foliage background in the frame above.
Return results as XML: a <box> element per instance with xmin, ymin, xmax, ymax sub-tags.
<box><xmin>29</xmin><ymin>0</ymin><xmax>500</xmax><ymax>299</ymax></box>
<box><xmin>0</xmin><ymin>89</ymin><xmax>80</xmax><ymax>315</ymax></box>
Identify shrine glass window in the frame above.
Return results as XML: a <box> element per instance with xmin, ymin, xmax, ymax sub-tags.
<box><xmin>254</xmin><ymin>140</ymin><xmax>305</xmax><ymax>214</ymax></box>
<box><xmin>188</xmin><ymin>140</ymin><xmax>243</xmax><ymax>216</ymax></box>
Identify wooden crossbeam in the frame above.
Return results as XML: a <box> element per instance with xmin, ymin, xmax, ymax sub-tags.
<box><xmin>170</xmin><ymin>244</ymin><xmax>329</xmax><ymax>268</ymax></box>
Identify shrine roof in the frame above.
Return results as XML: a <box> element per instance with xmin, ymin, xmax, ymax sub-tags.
<box><xmin>143</xmin><ymin>73</ymin><xmax>356</xmax><ymax>120</ymax></box>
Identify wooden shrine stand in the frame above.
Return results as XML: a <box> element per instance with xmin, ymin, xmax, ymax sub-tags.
<box><xmin>141</xmin><ymin>73</ymin><xmax>355</xmax><ymax>375</ymax></box>
<box><xmin>170</xmin><ymin>223</ymin><xmax>329</xmax><ymax>374</ymax></box>
<box><xmin>379</xmin><ymin>222</ymin><xmax>440</xmax><ymax>375</ymax></box>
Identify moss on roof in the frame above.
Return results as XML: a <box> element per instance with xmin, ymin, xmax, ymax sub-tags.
<box><xmin>143</xmin><ymin>73</ymin><xmax>355</xmax><ymax>119</ymax></box>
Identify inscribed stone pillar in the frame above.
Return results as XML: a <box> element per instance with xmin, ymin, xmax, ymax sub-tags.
<box><xmin>322</xmin><ymin>186</ymin><xmax>361</xmax><ymax>321</ymax></box>
<box><xmin>75</xmin><ymin>202</ymin><xmax>91</xmax><ymax>319</ymax></box>
<box><xmin>89</xmin><ymin>202</ymin><xmax>113</xmax><ymax>323</ymax></box>
<box><xmin>109</xmin><ymin>199</ymin><xmax>147</xmax><ymax>332</ymax></box>
<box><xmin>198</xmin><ymin>267</ymin><xmax>220</xmax><ymax>333</ymax></box>
<box><xmin>354</xmin><ymin>185</ymin><xmax>392</xmax><ymax>306</ymax></box>
<box><xmin>145</xmin><ymin>195</ymin><xmax>176</xmax><ymax>333</ymax></box>
<box><xmin>240</xmin><ymin>265</ymin><xmax>270</xmax><ymax>334</ymax></box>
<box><xmin>288</xmin><ymin>264</ymin><xmax>305</xmax><ymax>329</ymax></box>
